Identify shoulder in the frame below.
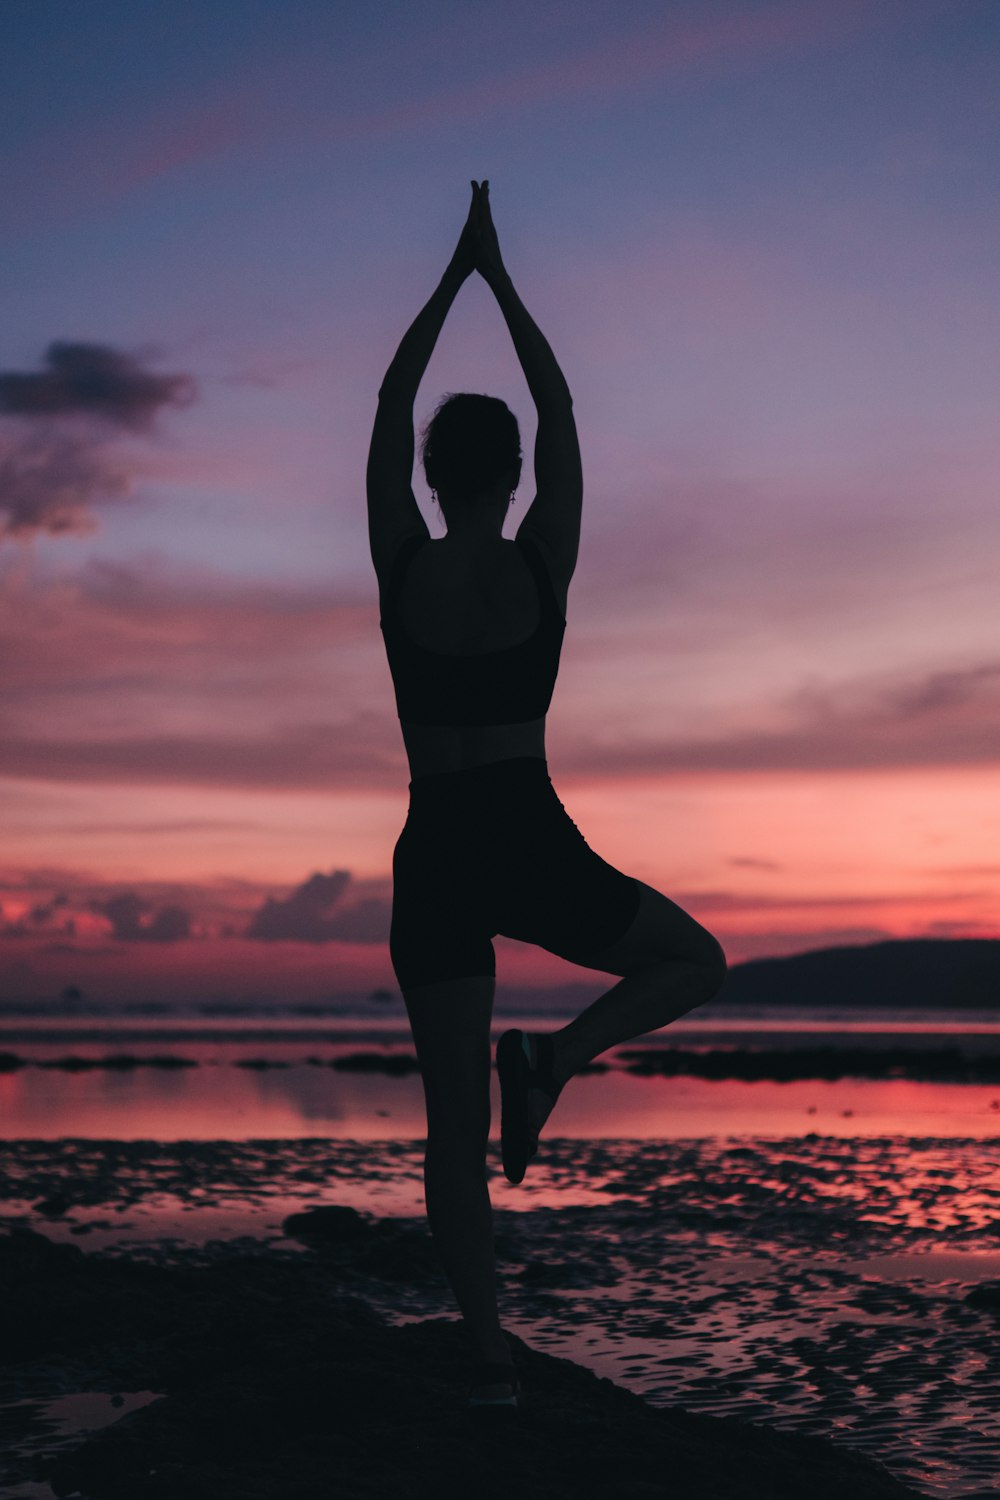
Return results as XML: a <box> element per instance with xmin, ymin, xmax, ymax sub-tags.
<box><xmin>373</xmin><ymin>527</ymin><xmax>429</xmax><ymax>597</ymax></box>
<box><xmin>516</xmin><ymin>527</ymin><xmax>571</xmax><ymax>616</ymax></box>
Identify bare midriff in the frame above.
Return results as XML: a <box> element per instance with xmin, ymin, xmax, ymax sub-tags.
<box><xmin>400</xmin><ymin>717</ymin><xmax>547</xmax><ymax>782</ymax></box>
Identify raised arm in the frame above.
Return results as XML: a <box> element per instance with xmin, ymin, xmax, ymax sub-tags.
<box><xmin>367</xmin><ymin>185</ymin><xmax>480</xmax><ymax>579</ymax></box>
<box><xmin>476</xmin><ymin>182</ymin><xmax>582</xmax><ymax>583</ymax></box>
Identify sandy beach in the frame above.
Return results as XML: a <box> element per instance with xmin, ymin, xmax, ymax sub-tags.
<box><xmin>2</xmin><ymin>1134</ymin><xmax>997</xmax><ymax>1499</ymax></box>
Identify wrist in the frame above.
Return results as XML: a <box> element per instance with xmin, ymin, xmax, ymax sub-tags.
<box><xmin>485</xmin><ymin>266</ymin><xmax>513</xmax><ymax>294</ymax></box>
<box><xmin>442</xmin><ymin>259</ymin><xmax>471</xmax><ymax>291</ymax></box>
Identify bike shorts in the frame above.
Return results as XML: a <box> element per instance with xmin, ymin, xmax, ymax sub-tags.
<box><xmin>389</xmin><ymin>756</ymin><xmax>642</xmax><ymax>991</ymax></box>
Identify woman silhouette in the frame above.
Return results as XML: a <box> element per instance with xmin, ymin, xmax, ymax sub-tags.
<box><xmin>368</xmin><ymin>182</ymin><xmax>727</xmax><ymax>1409</ymax></box>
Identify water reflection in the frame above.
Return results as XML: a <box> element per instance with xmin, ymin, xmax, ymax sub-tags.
<box><xmin>1</xmin><ymin>1040</ymin><xmax>999</xmax><ymax>1141</ymax></box>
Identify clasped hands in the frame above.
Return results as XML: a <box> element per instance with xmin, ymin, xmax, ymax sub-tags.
<box><xmin>448</xmin><ymin>179</ymin><xmax>507</xmax><ymax>287</ymax></box>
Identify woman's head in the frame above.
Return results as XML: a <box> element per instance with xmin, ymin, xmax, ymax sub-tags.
<box><xmin>419</xmin><ymin>392</ymin><xmax>522</xmax><ymax>504</ymax></box>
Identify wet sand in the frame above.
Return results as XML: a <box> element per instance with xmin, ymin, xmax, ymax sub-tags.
<box><xmin>1</xmin><ymin>1135</ymin><xmax>997</xmax><ymax>1498</ymax></box>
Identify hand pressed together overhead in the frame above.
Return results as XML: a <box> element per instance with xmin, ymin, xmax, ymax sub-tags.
<box><xmin>449</xmin><ymin>180</ymin><xmax>507</xmax><ymax>286</ymax></box>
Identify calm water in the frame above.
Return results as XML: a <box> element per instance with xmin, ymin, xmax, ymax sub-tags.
<box><xmin>1</xmin><ymin>1005</ymin><xmax>997</xmax><ymax>1141</ymax></box>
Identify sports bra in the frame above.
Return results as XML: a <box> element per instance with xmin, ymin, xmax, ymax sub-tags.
<box><xmin>379</xmin><ymin>531</ymin><xmax>566</xmax><ymax>727</ymax></box>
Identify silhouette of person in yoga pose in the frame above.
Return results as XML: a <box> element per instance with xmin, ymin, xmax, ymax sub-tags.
<box><xmin>368</xmin><ymin>181</ymin><xmax>727</xmax><ymax>1408</ymax></box>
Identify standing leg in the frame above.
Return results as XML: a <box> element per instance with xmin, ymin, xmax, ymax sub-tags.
<box><xmin>403</xmin><ymin>973</ymin><xmax>510</xmax><ymax>1364</ymax></box>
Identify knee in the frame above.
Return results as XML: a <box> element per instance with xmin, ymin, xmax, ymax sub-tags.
<box><xmin>687</xmin><ymin>931</ymin><xmax>727</xmax><ymax>997</ymax></box>
<box><xmin>640</xmin><ymin>931</ymin><xmax>726</xmax><ymax>996</ymax></box>
<box><xmin>703</xmin><ymin>935</ymin><xmax>728</xmax><ymax>992</ymax></box>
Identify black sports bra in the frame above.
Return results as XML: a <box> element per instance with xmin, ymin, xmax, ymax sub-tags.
<box><xmin>379</xmin><ymin>531</ymin><xmax>566</xmax><ymax>727</ymax></box>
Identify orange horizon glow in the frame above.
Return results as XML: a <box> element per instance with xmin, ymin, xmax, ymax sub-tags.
<box><xmin>3</xmin><ymin>763</ymin><xmax>998</xmax><ymax>1003</ymax></box>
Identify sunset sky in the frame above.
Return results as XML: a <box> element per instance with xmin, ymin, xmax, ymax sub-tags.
<box><xmin>2</xmin><ymin>0</ymin><xmax>999</xmax><ymax>1007</ymax></box>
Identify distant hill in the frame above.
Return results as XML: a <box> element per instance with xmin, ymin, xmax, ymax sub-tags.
<box><xmin>720</xmin><ymin>938</ymin><xmax>1000</xmax><ymax>1008</ymax></box>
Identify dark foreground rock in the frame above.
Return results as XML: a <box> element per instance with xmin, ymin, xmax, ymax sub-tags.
<box><xmin>1</xmin><ymin>1226</ymin><xmax>921</xmax><ymax>1500</ymax></box>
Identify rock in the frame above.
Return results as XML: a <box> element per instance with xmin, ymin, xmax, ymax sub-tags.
<box><xmin>0</xmin><ymin>1230</ymin><xmax>923</xmax><ymax>1500</ymax></box>
<box><xmin>964</xmin><ymin>1283</ymin><xmax>1000</xmax><ymax>1313</ymax></box>
<box><xmin>0</xmin><ymin>1225</ymin><xmax>84</xmax><ymax>1266</ymax></box>
<box><xmin>281</xmin><ymin>1205</ymin><xmax>374</xmax><ymax>1245</ymax></box>
<box><xmin>33</xmin><ymin>1192</ymin><xmax>72</xmax><ymax>1217</ymax></box>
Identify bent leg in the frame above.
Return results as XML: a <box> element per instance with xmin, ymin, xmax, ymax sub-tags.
<box><xmin>402</xmin><ymin>974</ymin><xmax>510</xmax><ymax>1364</ymax></box>
<box><xmin>550</xmin><ymin>881</ymin><xmax>727</xmax><ymax>1088</ymax></box>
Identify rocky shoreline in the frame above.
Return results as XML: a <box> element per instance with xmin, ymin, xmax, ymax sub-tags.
<box><xmin>1</xmin><ymin>1220</ymin><xmax>926</xmax><ymax>1500</ymax></box>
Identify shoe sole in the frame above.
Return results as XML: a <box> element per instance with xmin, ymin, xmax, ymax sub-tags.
<box><xmin>467</xmin><ymin>1354</ymin><xmax>522</xmax><ymax>1408</ymax></box>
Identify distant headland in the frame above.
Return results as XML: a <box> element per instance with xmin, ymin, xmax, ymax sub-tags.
<box><xmin>720</xmin><ymin>938</ymin><xmax>1000</xmax><ymax>1008</ymax></box>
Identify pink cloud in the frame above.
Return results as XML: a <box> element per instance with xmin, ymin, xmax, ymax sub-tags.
<box><xmin>0</xmin><ymin>551</ymin><xmax>402</xmax><ymax>790</ymax></box>
<box><xmin>675</xmin><ymin>887</ymin><xmax>990</xmax><ymax>916</ymax></box>
<box><xmin>346</xmin><ymin>3</ymin><xmax>873</xmax><ymax>147</ymax></box>
<box><xmin>0</xmin><ymin>722</ymin><xmax>401</xmax><ymax>793</ymax></box>
<box><xmin>4</xmin><ymin>856</ymin><xmax>994</xmax><ymax>1009</ymax></box>
<box><xmin>3</xmin><ymin>536</ymin><xmax>1000</xmax><ymax>793</ymax></box>
<box><xmin>116</xmin><ymin>94</ymin><xmax>260</xmax><ymax>194</ymax></box>
<box><xmin>556</xmin><ymin>658</ymin><xmax>1000</xmax><ymax>781</ymax></box>
<box><xmin>0</xmin><ymin>556</ymin><xmax>371</xmax><ymax>692</ymax></box>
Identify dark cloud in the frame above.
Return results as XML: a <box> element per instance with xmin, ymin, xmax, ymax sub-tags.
<box><xmin>0</xmin><ymin>343</ymin><xmax>196</xmax><ymax>543</ymax></box>
<box><xmin>0</xmin><ymin>430</ymin><xmax>131</xmax><ymax>540</ymax></box>
<box><xmin>326</xmin><ymin>897</ymin><xmax>393</xmax><ymax>943</ymax></box>
<box><xmin>247</xmin><ymin>871</ymin><xmax>389</xmax><ymax>944</ymax></box>
<box><xmin>95</xmin><ymin>891</ymin><xmax>192</xmax><ymax>943</ymax></box>
<box><xmin>0</xmin><ymin>867</ymin><xmax>394</xmax><ymax>954</ymax></box>
<box><xmin>920</xmin><ymin>918</ymin><xmax>996</xmax><ymax>938</ymax></box>
<box><xmin>0</xmin><ymin>343</ymin><xmax>195</xmax><ymax>429</ymax></box>
<box><xmin>247</xmin><ymin>870</ymin><xmax>351</xmax><ymax>942</ymax></box>
<box><xmin>29</xmin><ymin>893</ymin><xmax>70</xmax><ymax>923</ymax></box>
<box><xmin>44</xmin><ymin>942</ymin><xmax>121</xmax><ymax>956</ymax></box>
<box><xmin>892</xmin><ymin>663</ymin><xmax>1000</xmax><ymax>717</ymax></box>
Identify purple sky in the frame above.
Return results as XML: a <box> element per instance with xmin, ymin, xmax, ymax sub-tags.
<box><xmin>2</xmin><ymin>0</ymin><xmax>999</xmax><ymax>1003</ymax></box>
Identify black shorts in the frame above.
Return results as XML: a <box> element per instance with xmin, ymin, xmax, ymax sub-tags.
<box><xmin>390</xmin><ymin>756</ymin><xmax>642</xmax><ymax>990</ymax></box>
